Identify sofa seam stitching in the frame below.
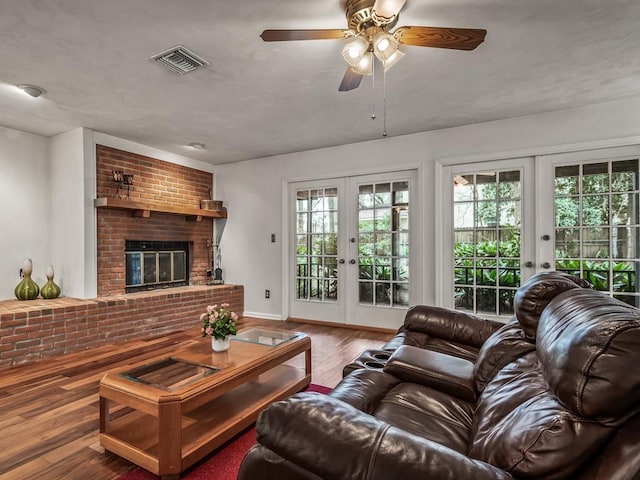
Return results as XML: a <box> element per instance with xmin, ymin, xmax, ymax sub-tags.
<box><xmin>367</xmin><ymin>424</ymin><xmax>390</xmax><ymax>480</ymax></box>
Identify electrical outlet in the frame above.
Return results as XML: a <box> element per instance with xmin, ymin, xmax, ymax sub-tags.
<box><xmin>265</xmin><ymin>289</ymin><xmax>270</xmax><ymax>299</ymax></box>
<box><xmin>271</xmin><ymin>233</ymin><xmax>276</xmax><ymax>243</ymax></box>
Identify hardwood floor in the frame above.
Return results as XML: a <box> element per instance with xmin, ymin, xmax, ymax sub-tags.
<box><xmin>0</xmin><ymin>317</ymin><xmax>392</xmax><ymax>480</ymax></box>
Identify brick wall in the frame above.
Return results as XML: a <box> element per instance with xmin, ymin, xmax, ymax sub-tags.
<box><xmin>0</xmin><ymin>285</ymin><xmax>244</xmax><ymax>368</ymax></box>
<box><xmin>96</xmin><ymin>145</ymin><xmax>214</xmax><ymax>295</ymax></box>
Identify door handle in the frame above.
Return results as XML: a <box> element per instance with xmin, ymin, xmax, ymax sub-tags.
<box><xmin>349</xmin><ymin>259</ymin><xmax>356</xmax><ymax>265</ymax></box>
<box><xmin>541</xmin><ymin>262</ymin><xmax>551</xmax><ymax>269</ymax></box>
<box><xmin>339</xmin><ymin>259</ymin><xmax>345</xmax><ymax>264</ymax></box>
<box><xmin>524</xmin><ymin>261</ymin><xmax>533</xmax><ymax>268</ymax></box>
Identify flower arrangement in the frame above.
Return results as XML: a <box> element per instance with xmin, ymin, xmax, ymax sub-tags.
<box><xmin>201</xmin><ymin>303</ymin><xmax>238</xmax><ymax>340</ymax></box>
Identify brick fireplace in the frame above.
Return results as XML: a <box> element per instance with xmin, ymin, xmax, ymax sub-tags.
<box><xmin>96</xmin><ymin>145</ymin><xmax>213</xmax><ymax>296</ymax></box>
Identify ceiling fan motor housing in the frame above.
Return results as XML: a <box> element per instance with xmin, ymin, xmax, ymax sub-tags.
<box><xmin>346</xmin><ymin>0</ymin><xmax>398</xmax><ymax>33</ymax></box>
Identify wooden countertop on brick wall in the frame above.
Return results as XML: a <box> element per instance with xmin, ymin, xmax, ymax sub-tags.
<box><xmin>0</xmin><ymin>285</ymin><xmax>240</xmax><ymax>314</ymax></box>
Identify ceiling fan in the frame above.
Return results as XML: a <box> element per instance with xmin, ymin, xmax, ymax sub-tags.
<box><xmin>260</xmin><ymin>0</ymin><xmax>486</xmax><ymax>92</ymax></box>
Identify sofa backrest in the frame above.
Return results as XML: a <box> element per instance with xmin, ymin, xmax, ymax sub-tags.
<box><xmin>469</xmin><ymin>288</ymin><xmax>640</xmax><ymax>479</ymax></box>
<box><xmin>472</xmin><ymin>318</ymin><xmax>534</xmax><ymax>393</ymax></box>
<box><xmin>538</xmin><ymin>288</ymin><xmax>640</xmax><ymax>423</ymax></box>
<box><xmin>473</xmin><ymin>271</ymin><xmax>590</xmax><ymax>393</ymax></box>
<box><xmin>513</xmin><ymin>271</ymin><xmax>591</xmax><ymax>341</ymax></box>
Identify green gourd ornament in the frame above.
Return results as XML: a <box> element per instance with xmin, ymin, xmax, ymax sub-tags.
<box><xmin>41</xmin><ymin>265</ymin><xmax>61</xmax><ymax>299</ymax></box>
<box><xmin>15</xmin><ymin>258</ymin><xmax>39</xmax><ymax>300</ymax></box>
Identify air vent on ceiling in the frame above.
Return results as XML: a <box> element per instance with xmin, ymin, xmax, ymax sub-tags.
<box><xmin>150</xmin><ymin>45</ymin><xmax>210</xmax><ymax>74</ymax></box>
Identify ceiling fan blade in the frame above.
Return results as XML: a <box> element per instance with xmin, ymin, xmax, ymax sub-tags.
<box><xmin>260</xmin><ymin>29</ymin><xmax>349</xmax><ymax>42</ymax></box>
<box><xmin>338</xmin><ymin>67</ymin><xmax>363</xmax><ymax>92</ymax></box>
<box><xmin>395</xmin><ymin>26</ymin><xmax>487</xmax><ymax>50</ymax></box>
<box><xmin>372</xmin><ymin>0</ymin><xmax>407</xmax><ymax>21</ymax></box>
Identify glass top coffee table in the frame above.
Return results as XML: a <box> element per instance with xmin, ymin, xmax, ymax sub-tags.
<box><xmin>99</xmin><ymin>327</ymin><xmax>311</xmax><ymax>480</ymax></box>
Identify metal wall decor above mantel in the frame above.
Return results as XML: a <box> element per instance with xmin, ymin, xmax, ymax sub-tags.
<box><xmin>94</xmin><ymin>197</ymin><xmax>227</xmax><ymax>221</ymax></box>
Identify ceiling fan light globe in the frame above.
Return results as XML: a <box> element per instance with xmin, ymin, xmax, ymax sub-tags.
<box><xmin>342</xmin><ymin>36</ymin><xmax>369</xmax><ymax>67</ymax></box>
<box><xmin>373</xmin><ymin>32</ymin><xmax>398</xmax><ymax>61</ymax></box>
<box><xmin>376</xmin><ymin>37</ymin><xmax>390</xmax><ymax>51</ymax></box>
<box><xmin>382</xmin><ymin>49</ymin><xmax>404</xmax><ymax>71</ymax></box>
<box><xmin>352</xmin><ymin>51</ymin><xmax>373</xmax><ymax>75</ymax></box>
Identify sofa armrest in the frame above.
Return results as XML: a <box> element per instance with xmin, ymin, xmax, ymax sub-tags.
<box><xmin>383</xmin><ymin>345</ymin><xmax>476</xmax><ymax>401</ymax></box>
<box><xmin>403</xmin><ymin>305</ymin><xmax>502</xmax><ymax>347</ymax></box>
<box><xmin>256</xmin><ymin>392</ymin><xmax>513</xmax><ymax>480</ymax></box>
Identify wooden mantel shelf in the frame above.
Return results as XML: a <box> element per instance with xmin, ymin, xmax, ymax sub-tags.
<box><xmin>94</xmin><ymin>197</ymin><xmax>227</xmax><ymax>221</ymax></box>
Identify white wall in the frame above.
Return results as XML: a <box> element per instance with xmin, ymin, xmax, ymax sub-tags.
<box><xmin>0</xmin><ymin>125</ymin><xmax>50</xmax><ymax>298</ymax></box>
<box><xmin>215</xmin><ymin>97</ymin><xmax>640</xmax><ymax>319</ymax></box>
<box><xmin>48</xmin><ymin>127</ymin><xmax>92</xmax><ymax>298</ymax></box>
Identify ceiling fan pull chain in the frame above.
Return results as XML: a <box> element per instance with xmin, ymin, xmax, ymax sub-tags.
<box><xmin>382</xmin><ymin>67</ymin><xmax>388</xmax><ymax>137</ymax></box>
<box><xmin>371</xmin><ymin>57</ymin><xmax>376</xmax><ymax>120</ymax></box>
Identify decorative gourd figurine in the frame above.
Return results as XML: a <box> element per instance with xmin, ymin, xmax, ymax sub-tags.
<box><xmin>14</xmin><ymin>258</ymin><xmax>39</xmax><ymax>300</ymax></box>
<box><xmin>41</xmin><ymin>265</ymin><xmax>61</xmax><ymax>299</ymax></box>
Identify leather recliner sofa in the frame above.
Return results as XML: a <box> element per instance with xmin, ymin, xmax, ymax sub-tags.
<box><xmin>238</xmin><ymin>272</ymin><xmax>640</xmax><ymax>479</ymax></box>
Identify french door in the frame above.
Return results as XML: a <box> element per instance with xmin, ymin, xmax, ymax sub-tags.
<box><xmin>442</xmin><ymin>144</ymin><xmax>640</xmax><ymax>318</ymax></box>
<box><xmin>442</xmin><ymin>158</ymin><xmax>535</xmax><ymax>319</ymax></box>
<box><xmin>289</xmin><ymin>170</ymin><xmax>419</xmax><ymax>329</ymax></box>
<box><xmin>539</xmin><ymin>145</ymin><xmax>640</xmax><ymax>307</ymax></box>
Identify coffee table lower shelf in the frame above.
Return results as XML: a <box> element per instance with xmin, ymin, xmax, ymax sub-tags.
<box><xmin>100</xmin><ymin>364</ymin><xmax>310</xmax><ymax>478</ymax></box>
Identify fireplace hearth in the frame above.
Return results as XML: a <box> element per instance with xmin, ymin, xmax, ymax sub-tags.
<box><xmin>125</xmin><ymin>240</ymin><xmax>189</xmax><ymax>292</ymax></box>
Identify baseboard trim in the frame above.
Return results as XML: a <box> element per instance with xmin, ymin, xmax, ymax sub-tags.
<box><xmin>287</xmin><ymin>317</ymin><xmax>396</xmax><ymax>334</ymax></box>
<box><xmin>242</xmin><ymin>311</ymin><xmax>285</xmax><ymax>321</ymax></box>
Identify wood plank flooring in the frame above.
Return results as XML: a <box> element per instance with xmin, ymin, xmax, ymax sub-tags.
<box><xmin>0</xmin><ymin>317</ymin><xmax>392</xmax><ymax>480</ymax></box>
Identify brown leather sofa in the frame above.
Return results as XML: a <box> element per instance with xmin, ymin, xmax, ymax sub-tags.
<box><xmin>238</xmin><ymin>273</ymin><xmax>640</xmax><ymax>480</ymax></box>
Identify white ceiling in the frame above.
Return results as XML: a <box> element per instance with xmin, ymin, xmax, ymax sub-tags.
<box><xmin>1</xmin><ymin>0</ymin><xmax>639</xmax><ymax>165</ymax></box>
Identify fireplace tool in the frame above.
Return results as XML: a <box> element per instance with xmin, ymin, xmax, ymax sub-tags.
<box><xmin>213</xmin><ymin>243</ymin><xmax>224</xmax><ymax>285</ymax></box>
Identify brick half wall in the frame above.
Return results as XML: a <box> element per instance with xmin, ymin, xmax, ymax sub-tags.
<box><xmin>0</xmin><ymin>285</ymin><xmax>244</xmax><ymax>368</ymax></box>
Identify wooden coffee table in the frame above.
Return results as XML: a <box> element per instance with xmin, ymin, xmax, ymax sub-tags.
<box><xmin>99</xmin><ymin>328</ymin><xmax>311</xmax><ymax>479</ymax></box>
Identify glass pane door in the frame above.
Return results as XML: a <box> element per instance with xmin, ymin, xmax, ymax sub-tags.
<box><xmin>357</xmin><ymin>181</ymin><xmax>410</xmax><ymax>307</ymax></box>
<box><xmin>295</xmin><ymin>187</ymin><xmax>339</xmax><ymax>303</ymax></box>
<box><xmin>289</xmin><ymin>179</ymin><xmax>346</xmax><ymax>323</ymax></box>
<box><xmin>442</xmin><ymin>157</ymin><xmax>534</xmax><ymax>319</ymax></box>
<box><xmin>453</xmin><ymin>171</ymin><xmax>522</xmax><ymax>316</ymax></box>
<box><xmin>554</xmin><ymin>158</ymin><xmax>640</xmax><ymax>306</ymax></box>
<box><xmin>349</xmin><ymin>170</ymin><xmax>418</xmax><ymax>329</ymax></box>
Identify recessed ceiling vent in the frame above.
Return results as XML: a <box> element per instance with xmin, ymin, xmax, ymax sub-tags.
<box><xmin>150</xmin><ymin>45</ymin><xmax>210</xmax><ymax>74</ymax></box>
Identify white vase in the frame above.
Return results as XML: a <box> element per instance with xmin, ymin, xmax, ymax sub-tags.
<box><xmin>211</xmin><ymin>336</ymin><xmax>230</xmax><ymax>352</ymax></box>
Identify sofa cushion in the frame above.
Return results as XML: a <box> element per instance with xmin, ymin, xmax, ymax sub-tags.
<box><xmin>383</xmin><ymin>346</ymin><xmax>476</xmax><ymax>401</ymax></box>
<box><xmin>334</xmin><ymin>369</ymin><xmax>474</xmax><ymax>454</ymax></box>
<box><xmin>469</xmin><ymin>353</ymin><xmax>615</xmax><ymax>479</ymax></box>
<box><xmin>538</xmin><ymin>288</ymin><xmax>640</xmax><ymax>422</ymax></box>
<box><xmin>331</xmin><ymin>369</ymin><xmax>401</xmax><ymax>414</ymax></box>
<box><xmin>513</xmin><ymin>271</ymin><xmax>590</xmax><ymax>341</ymax></box>
<box><xmin>473</xmin><ymin>318</ymin><xmax>535</xmax><ymax>392</ymax></box>
<box><xmin>373</xmin><ymin>383</ymin><xmax>474</xmax><ymax>454</ymax></box>
<box><xmin>255</xmin><ymin>393</ymin><xmax>514</xmax><ymax>480</ymax></box>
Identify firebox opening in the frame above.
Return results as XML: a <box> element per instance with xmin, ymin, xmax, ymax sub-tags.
<box><xmin>125</xmin><ymin>240</ymin><xmax>190</xmax><ymax>292</ymax></box>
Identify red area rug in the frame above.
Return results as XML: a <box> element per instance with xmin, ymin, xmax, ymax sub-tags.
<box><xmin>117</xmin><ymin>384</ymin><xmax>332</xmax><ymax>480</ymax></box>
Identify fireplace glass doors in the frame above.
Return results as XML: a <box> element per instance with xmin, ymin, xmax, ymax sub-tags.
<box><xmin>125</xmin><ymin>241</ymin><xmax>189</xmax><ymax>292</ymax></box>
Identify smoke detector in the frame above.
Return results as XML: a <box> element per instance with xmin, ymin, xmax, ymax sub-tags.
<box><xmin>150</xmin><ymin>45</ymin><xmax>210</xmax><ymax>74</ymax></box>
